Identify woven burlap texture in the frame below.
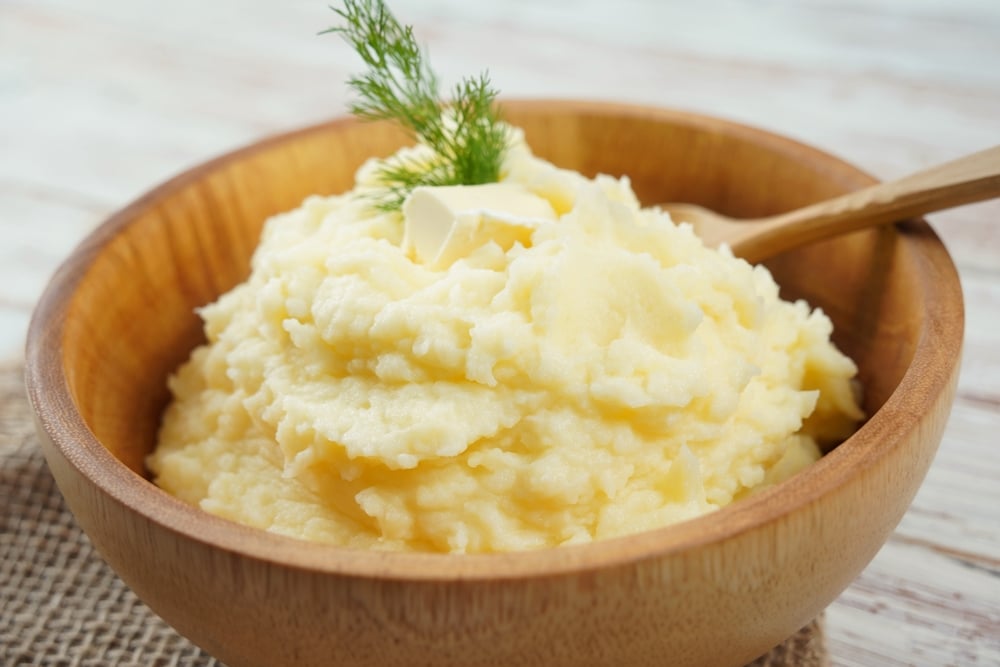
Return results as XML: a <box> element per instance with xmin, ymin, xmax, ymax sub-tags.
<box><xmin>2</xmin><ymin>364</ymin><xmax>825</xmax><ymax>666</ymax></box>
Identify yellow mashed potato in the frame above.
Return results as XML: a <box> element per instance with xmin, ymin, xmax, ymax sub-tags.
<box><xmin>149</xmin><ymin>127</ymin><xmax>863</xmax><ymax>553</ymax></box>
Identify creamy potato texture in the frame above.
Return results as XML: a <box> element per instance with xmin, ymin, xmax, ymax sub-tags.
<box><xmin>150</xmin><ymin>127</ymin><xmax>863</xmax><ymax>553</ymax></box>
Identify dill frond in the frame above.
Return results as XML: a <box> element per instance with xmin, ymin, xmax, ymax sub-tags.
<box><xmin>323</xmin><ymin>0</ymin><xmax>506</xmax><ymax>211</ymax></box>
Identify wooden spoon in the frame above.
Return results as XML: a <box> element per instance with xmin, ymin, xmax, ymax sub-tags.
<box><xmin>661</xmin><ymin>145</ymin><xmax>1000</xmax><ymax>263</ymax></box>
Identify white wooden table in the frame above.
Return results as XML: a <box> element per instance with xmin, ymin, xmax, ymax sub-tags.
<box><xmin>3</xmin><ymin>1</ymin><xmax>998</xmax><ymax>664</ymax></box>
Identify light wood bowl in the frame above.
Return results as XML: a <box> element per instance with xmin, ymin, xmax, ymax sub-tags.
<box><xmin>26</xmin><ymin>100</ymin><xmax>963</xmax><ymax>667</ymax></box>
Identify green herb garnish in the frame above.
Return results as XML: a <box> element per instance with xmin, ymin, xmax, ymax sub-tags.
<box><xmin>323</xmin><ymin>0</ymin><xmax>507</xmax><ymax>211</ymax></box>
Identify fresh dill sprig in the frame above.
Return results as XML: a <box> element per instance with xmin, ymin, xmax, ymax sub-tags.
<box><xmin>322</xmin><ymin>0</ymin><xmax>506</xmax><ymax>211</ymax></box>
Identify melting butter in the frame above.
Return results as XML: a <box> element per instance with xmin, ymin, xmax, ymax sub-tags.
<box><xmin>402</xmin><ymin>183</ymin><xmax>556</xmax><ymax>268</ymax></box>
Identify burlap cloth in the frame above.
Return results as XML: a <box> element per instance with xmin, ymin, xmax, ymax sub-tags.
<box><xmin>1</xmin><ymin>363</ymin><xmax>826</xmax><ymax>666</ymax></box>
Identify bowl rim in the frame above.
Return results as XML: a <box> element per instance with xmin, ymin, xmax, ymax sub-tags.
<box><xmin>25</xmin><ymin>99</ymin><xmax>965</xmax><ymax>581</ymax></box>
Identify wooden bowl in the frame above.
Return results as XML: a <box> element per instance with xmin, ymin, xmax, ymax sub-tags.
<box><xmin>26</xmin><ymin>100</ymin><xmax>963</xmax><ymax>667</ymax></box>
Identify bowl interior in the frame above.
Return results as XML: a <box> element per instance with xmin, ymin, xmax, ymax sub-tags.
<box><xmin>57</xmin><ymin>101</ymin><xmax>928</xmax><ymax>484</ymax></box>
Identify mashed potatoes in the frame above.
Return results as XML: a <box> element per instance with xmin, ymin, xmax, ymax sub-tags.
<box><xmin>149</xmin><ymin>127</ymin><xmax>863</xmax><ymax>553</ymax></box>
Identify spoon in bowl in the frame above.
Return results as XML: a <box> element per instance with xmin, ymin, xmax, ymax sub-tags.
<box><xmin>660</xmin><ymin>145</ymin><xmax>1000</xmax><ymax>264</ymax></box>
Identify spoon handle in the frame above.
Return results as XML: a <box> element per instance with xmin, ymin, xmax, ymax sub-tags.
<box><xmin>739</xmin><ymin>145</ymin><xmax>1000</xmax><ymax>260</ymax></box>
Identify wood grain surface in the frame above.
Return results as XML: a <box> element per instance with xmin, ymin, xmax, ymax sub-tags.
<box><xmin>3</xmin><ymin>0</ymin><xmax>999</xmax><ymax>664</ymax></box>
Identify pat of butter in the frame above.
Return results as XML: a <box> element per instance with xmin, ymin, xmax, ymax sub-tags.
<box><xmin>402</xmin><ymin>183</ymin><xmax>557</xmax><ymax>268</ymax></box>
